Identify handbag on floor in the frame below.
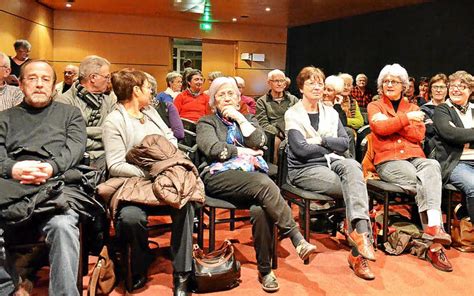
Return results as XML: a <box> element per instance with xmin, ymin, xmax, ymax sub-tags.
<box><xmin>192</xmin><ymin>239</ymin><xmax>241</xmax><ymax>292</ymax></box>
<box><xmin>451</xmin><ymin>204</ymin><xmax>474</xmax><ymax>252</ymax></box>
<box><xmin>88</xmin><ymin>246</ymin><xmax>116</xmax><ymax>296</ymax></box>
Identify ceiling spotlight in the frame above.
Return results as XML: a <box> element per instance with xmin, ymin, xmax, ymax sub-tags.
<box><xmin>265</xmin><ymin>7</ymin><xmax>271</xmax><ymax>12</ymax></box>
<box><xmin>66</xmin><ymin>3</ymin><xmax>72</xmax><ymax>7</ymax></box>
<box><xmin>232</xmin><ymin>18</ymin><xmax>237</xmax><ymax>22</ymax></box>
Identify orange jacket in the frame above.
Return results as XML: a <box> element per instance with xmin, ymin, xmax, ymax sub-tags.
<box><xmin>367</xmin><ymin>96</ymin><xmax>426</xmax><ymax>165</ymax></box>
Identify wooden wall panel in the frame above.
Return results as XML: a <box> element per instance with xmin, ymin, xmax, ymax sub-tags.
<box><xmin>53</xmin><ymin>30</ymin><xmax>170</xmax><ymax>66</ymax></box>
<box><xmin>235</xmin><ymin>69</ymin><xmax>272</xmax><ymax>98</ymax></box>
<box><xmin>202</xmin><ymin>41</ymin><xmax>236</xmax><ymax>90</ymax></box>
<box><xmin>237</xmin><ymin>41</ymin><xmax>287</xmax><ymax>70</ymax></box>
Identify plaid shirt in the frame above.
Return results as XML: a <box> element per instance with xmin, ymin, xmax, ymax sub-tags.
<box><xmin>0</xmin><ymin>83</ymin><xmax>23</xmax><ymax>112</ymax></box>
<box><xmin>351</xmin><ymin>86</ymin><xmax>373</xmax><ymax>108</ymax></box>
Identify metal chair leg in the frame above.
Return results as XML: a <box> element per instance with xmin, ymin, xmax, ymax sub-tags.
<box><xmin>271</xmin><ymin>224</ymin><xmax>278</xmax><ymax>269</ymax></box>
<box><xmin>382</xmin><ymin>192</ymin><xmax>389</xmax><ymax>244</ymax></box>
<box><xmin>209</xmin><ymin>208</ymin><xmax>216</xmax><ymax>252</ymax></box>
<box><xmin>230</xmin><ymin>209</ymin><xmax>236</xmax><ymax>231</ymax></box>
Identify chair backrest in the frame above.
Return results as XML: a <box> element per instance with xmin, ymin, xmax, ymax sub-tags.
<box><xmin>356</xmin><ymin>124</ymin><xmax>371</xmax><ymax>162</ymax></box>
<box><xmin>263</xmin><ymin>131</ymin><xmax>275</xmax><ymax>164</ymax></box>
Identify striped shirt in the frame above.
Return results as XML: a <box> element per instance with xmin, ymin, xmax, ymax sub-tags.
<box><xmin>0</xmin><ymin>83</ymin><xmax>23</xmax><ymax>111</ymax></box>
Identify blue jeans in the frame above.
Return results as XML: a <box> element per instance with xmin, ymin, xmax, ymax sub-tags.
<box><xmin>449</xmin><ymin>160</ymin><xmax>474</xmax><ymax>221</ymax></box>
<box><xmin>0</xmin><ymin>209</ymin><xmax>80</xmax><ymax>296</ymax></box>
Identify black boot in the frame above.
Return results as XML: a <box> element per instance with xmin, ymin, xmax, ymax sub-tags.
<box><xmin>173</xmin><ymin>272</ymin><xmax>192</xmax><ymax>296</ymax></box>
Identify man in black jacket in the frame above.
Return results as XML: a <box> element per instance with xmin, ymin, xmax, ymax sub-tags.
<box><xmin>0</xmin><ymin>60</ymin><xmax>87</xmax><ymax>296</ymax></box>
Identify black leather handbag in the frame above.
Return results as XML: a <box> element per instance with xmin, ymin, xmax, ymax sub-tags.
<box><xmin>192</xmin><ymin>240</ymin><xmax>241</xmax><ymax>292</ymax></box>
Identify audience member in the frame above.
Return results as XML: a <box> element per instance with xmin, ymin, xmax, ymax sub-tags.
<box><xmin>146</xmin><ymin>72</ymin><xmax>184</xmax><ymax>140</ymax></box>
<box><xmin>323</xmin><ymin>75</ymin><xmax>356</xmax><ymax>158</ymax></box>
<box><xmin>367</xmin><ymin>64</ymin><xmax>452</xmax><ymax>251</ymax></box>
<box><xmin>174</xmin><ymin>69</ymin><xmax>210</xmax><ymax>122</ymax></box>
<box><xmin>197</xmin><ymin>76</ymin><xmax>317</xmax><ymax>292</ymax></box>
<box><xmin>256</xmin><ymin>69</ymin><xmax>298</xmax><ymax>139</ymax></box>
<box><xmin>54</xmin><ymin>64</ymin><xmax>79</xmax><ymax>96</ymax></box>
<box><xmin>415</xmin><ymin>76</ymin><xmax>429</xmax><ymax>105</ymax></box>
<box><xmin>235</xmin><ymin>76</ymin><xmax>256</xmax><ymax>114</ymax></box>
<box><xmin>285</xmin><ymin>67</ymin><xmax>375</xmax><ymax>280</ymax></box>
<box><xmin>156</xmin><ymin>71</ymin><xmax>182</xmax><ymax>103</ymax></box>
<box><xmin>102</xmin><ymin>69</ymin><xmax>197</xmax><ymax>294</ymax></box>
<box><xmin>203</xmin><ymin>71</ymin><xmax>223</xmax><ymax>95</ymax></box>
<box><xmin>56</xmin><ymin>55</ymin><xmax>116</xmax><ymax>170</ymax></box>
<box><xmin>0</xmin><ymin>60</ymin><xmax>88</xmax><ymax>296</ymax></box>
<box><xmin>6</xmin><ymin>40</ymin><xmax>31</xmax><ymax>86</ymax></box>
<box><xmin>351</xmin><ymin>73</ymin><xmax>373</xmax><ymax>108</ymax></box>
<box><xmin>406</xmin><ymin>77</ymin><xmax>416</xmax><ymax>103</ymax></box>
<box><xmin>421</xmin><ymin>73</ymin><xmax>448</xmax><ymax>156</ymax></box>
<box><xmin>0</xmin><ymin>52</ymin><xmax>23</xmax><ymax>111</ymax></box>
<box><xmin>339</xmin><ymin>73</ymin><xmax>364</xmax><ymax>130</ymax></box>
<box><xmin>432</xmin><ymin>70</ymin><xmax>474</xmax><ymax>223</ymax></box>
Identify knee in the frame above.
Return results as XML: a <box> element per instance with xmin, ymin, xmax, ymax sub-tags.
<box><xmin>249</xmin><ymin>205</ymin><xmax>266</xmax><ymax>222</ymax></box>
<box><xmin>117</xmin><ymin>206</ymin><xmax>147</xmax><ymax>229</ymax></box>
<box><xmin>45</xmin><ymin>212</ymin><xmax>79</xmax><ymax>243</ymax></box>
<box><xmin>423</xmin><ymin>158</ymin><xmax>441</xmax><ymax>171</ymax></box>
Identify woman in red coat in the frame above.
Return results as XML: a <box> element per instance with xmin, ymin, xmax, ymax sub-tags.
<box><xmin>367</xmin><ymin>64</ymin><xmax>451</xmax><ymax>248</ymax></box>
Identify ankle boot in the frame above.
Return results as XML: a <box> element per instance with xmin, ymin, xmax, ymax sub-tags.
<box><xmin>173</xmin><ymin>272</ymin><xmax>192</xmax><ymax>296</ymax></box>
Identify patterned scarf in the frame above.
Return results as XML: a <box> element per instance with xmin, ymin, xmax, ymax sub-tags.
<box><xmin>449</xmin><ymin>98</ymin><xmax>469</xmax><ymax>114</ymax></box>
<box><xmin>209</xmin><ymin>113</ymin><xmax>268</xmax><ymax>175</ymax></box>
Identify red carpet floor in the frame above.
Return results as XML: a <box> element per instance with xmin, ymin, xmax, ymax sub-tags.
<box><xmin>31</xmin><ymin>207</ymin><xmax>473</xmax><ymax>295</ymax></box>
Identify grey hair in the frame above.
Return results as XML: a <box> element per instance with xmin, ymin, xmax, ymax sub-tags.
<box><xmin>208</xmin><ymin>77</ymin><xmax>241</xmax><ymax>109</ymax></box>
<box><xmin>449</xmin><ymin>70</ymin><xmax>474</xmax><ymax>91</ymax></box>
<box><xmin>78</xmin><ymin>55</ymin><xmax>111</xmax><ymax>82</ymax></box>
<box><xmin>325</xmin><ymin>75</ymin><xmax>344</xmax><ymax>93</ymax></box>
<box><xmin>267</xmin><ymin>69</ymin><xmax>285</xmax><ymax>81</ymax></box>
<box><xmin>234</xmin><ymin>76</ymin><xmax>245</xmax><ymax>86</ymax></box>
<box><xmin>377</xmin><ymin>63</ymin><xmax>409</xmax><ymax>92</ymax></box>
<box><xmin>165</xmin><ymin>71</ymin><xmax>182</xmax><ymax>86</ymax></box>
<box><xmin>144</xmin><ymin>72</ymin><xmax>157</xmax><ymax>95</ymax></box>
<box><xmin>208</xmin><ymin>71</ymin><xmax>224</xmax><ymax>81</ymax></box>
<box><xmin>338</xmin><ymin>73</ymin><xmax>353</xmax><ymax>85</ymax></box>
<box><xmin>0</xmin><ymin>52</ymin><xmax>10</xmax><ymax>68</ymax></box>
<box><xmin>14</xmin><ymin>39</ymin><xmax>31</xmax><ymax>51</ymax></box>
<box><xmin>356</xmin><ymin>73</ymin><xmax>368</xmax><ymax>81</ymax></box>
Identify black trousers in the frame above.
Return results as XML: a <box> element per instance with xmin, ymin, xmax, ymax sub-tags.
<box><xmin>115</xmin><ymin>202</ymin><xmax>195</xmax><ymax>278</ymax></box>
<box><xmin>203</xmin><ymin>170</ymin><xmax>298</xmax><ymax>274</ymax></box>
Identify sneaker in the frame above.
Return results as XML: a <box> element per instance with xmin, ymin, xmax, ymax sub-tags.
<box><xmin>296</xmin><ymin>239</ymin><xmax>317</xmax><ymax>263</ymax></box>
<box><xmin>258</xmin><ymin>271</ymin><xmax>279</xmax><ymax>293</ymax></box>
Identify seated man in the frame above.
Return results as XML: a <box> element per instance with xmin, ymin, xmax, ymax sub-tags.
<box><xmin>54</xmin><ymin>64</ymin><xmax>79</xmax><ymax>97</ymax></box>
<box><xmin>0</xmin><ymin>60</ymin><xmax>87</xmax><ymax>295</ymax></box>
<box><xmin>56</xmin><ymin>55</ymin><xmax>116</xmax><ymax>170</ymax></box>
<box><xmin>0</xmin><ymin>52</ymin><xmax>23</xmax><ymax>111</ymax></box>
<box><xmin>256</xmin><ymin>69</ymin><xmax>298</xmax><ymax>140</ymax></box>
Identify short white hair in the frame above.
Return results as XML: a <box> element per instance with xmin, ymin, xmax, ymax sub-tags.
<box><xmin>377</xmin><ymin>63</ymin><xmax>409</xmax><ymax>92</ymax></box>
<box><xmin>79</xmin><ymin>55</ymin><xmax>110</xmax><ymax>82</ymax></box>
<box><xmin>267</xmin><ymin>69</ymin><xmax>285</xmax><ymax>81</ymax></box>
<box><xmin>338</xmin><ymin>73</ymin><xmax>353</xmax><ymax>85</ymax></box>
<box><xmin>325</xmin><ymin>75</ymin><xmax>344</xmax><ymax>93</ymax></box>
<box><xmin>234</xmin><ymin>76</ymin><xmax>245</xmax><ymax>86</ymax></box>
<box><xmin>0</xmin><ymin>52</ymin><xmax>10</xmax><ymax>68</ymax></box>
<box><xmin>356</xmin><ymin>73</ymin><xmax>368</xmax><ymax>81</ymax></box>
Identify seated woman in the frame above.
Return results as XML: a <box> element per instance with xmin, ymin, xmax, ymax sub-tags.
<box><xmin>174</xmin><ymin>69</ymin><xmax>211</xmax><ymax>122</ymax></box>
<box><xmin>197</xmin><ymin>77</ymin><xmax>317</xmax><ymax>292</ymax></box>
<box><xmin>323</xmin><ymin>75</ymin><xmax>356</xmax><ymax>158</ymax></box>
<box><xmin>103</xmin><ymin>69</ymin><xmax>195</xmax><ymax>295</ymax></box>
<box><xmin>420</xmin><ymin>73</ymin><xmax>448</xmax><ymax>156</ymax></box>
<box><xmin>367</xmin><ymin>64</ymin><xmax>451</xmax><ymax>247</ymax></box>
<box><xmin>156</xmin><ymin>71</ymin><xmax>182</xmax><ymax>103</ymax></box>
<box><xmin>432</xmin><ymin>70</ymin><xmax>474</xmax><ymax>223</ymax></box>
<box><xmin>285</xmin><ymin>67</ymin><xmax>375</xmax><ymax>280</ymax></box>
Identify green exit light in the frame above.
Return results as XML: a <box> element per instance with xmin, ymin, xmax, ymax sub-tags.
<box><xmin>200</xmin><ymin>23</ymin><xmax>212</xmax><ymax>31</ymax></box>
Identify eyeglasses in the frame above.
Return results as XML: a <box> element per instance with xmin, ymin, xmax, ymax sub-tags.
<box><xmin>64</xmin><ymin>71</ymin><xmax>76</xmax><ymax>76</ymax></box>
<box><xmin>93</xmin><ymin>73</ymin><xmax>111</xmax><ymax>80</ymax></box>
<box><xmin>449</xmin><ymin>84</ymin><xmax>468</xmax><ymax>91</ymax></box>
<box><xmin>382</xmin><ymin>80</ymin><xmax>403</xmax><ymax>86</ymax></box>
<box><xmin>431</xmin><ymin>85</ymin><xmax>447</xmax><ymax>90</ymax></box>
<box><xmin>215</xmin><ymin>90</ymin><xmax>236</xmax><ymax>100</ymax></box>
<box><xmin>304</xmin><ymin>81</ymin><xmax>324</xmax><ymax>89</ymax></box>
<box><xmin>270</xmin><ymin>79</ymin><xmax>286</xmax><ymax>84</ymax></box>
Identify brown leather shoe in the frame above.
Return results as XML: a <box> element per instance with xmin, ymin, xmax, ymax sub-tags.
<box><xmin>348</xmin><ymin>230</ymin><xmax>376</xmax><ymax>261</ymax></box>
<box><xmin>348</xmin><ymin>252</ymin><xmax>375</xmax><ymax>280</ymax></box>
<box><xmin>422</xmin><ymin>226</ymin><xmax>452</xmax><ymax>246</ymax></box>
<box><xmin>426</xmin><ymin>243</ymin><xmax>453</xmax><ymax>272</ymax></box>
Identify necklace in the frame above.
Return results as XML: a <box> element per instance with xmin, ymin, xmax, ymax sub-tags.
<box><xmin>129</xmin><ymin>112</ymin><xmax>146</xmax><ymax>124</ymax></box>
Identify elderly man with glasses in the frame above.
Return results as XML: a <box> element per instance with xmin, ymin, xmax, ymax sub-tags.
<box><xmin>256</xmin><ymin>69</ymin><xmax>298</xmax><ymax>141</ymax></box>
<box><xmin>0</xmin><ymin>52</ymin><xmax>23</xmax><ymax>111</ymax></box>
<box><xmin>56</xmin><ymin>55</ymin><xmax>116</xmax><ymax>170</ymax></box>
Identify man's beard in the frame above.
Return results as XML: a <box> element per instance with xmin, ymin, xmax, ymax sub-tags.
<box><xmin>27</xmin><ymin>94</ymin><xmax>52</xmax><ymax>107</ymax></box>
